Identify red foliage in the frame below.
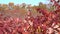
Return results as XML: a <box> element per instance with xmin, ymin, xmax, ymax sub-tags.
<box><xmin>0</xmin><ymin>0</ymin><xmax>60</xmax><ymax>34</ymax></box>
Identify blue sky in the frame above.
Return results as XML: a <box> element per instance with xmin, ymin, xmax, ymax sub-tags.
<box><xmin>0</xmin><ymin>0</ymin><xmax>49</xmax><ymax>5</ymax></box>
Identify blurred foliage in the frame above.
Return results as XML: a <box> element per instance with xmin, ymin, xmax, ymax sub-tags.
<box><xmin>0</xmin><ymin>2</ymin><xmax>57</xmax><ymax>18</ymax></box>
<box><xmin>39</xmin><ymin>2</ymin><xmax>47</xmax><ymax>9</ymax></box>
